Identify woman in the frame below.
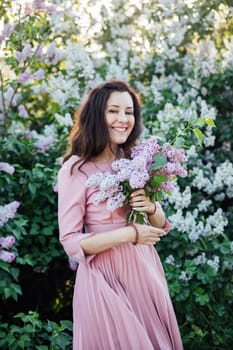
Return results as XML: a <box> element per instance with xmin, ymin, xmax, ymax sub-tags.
<box><xmin>58</xmin><ymin>80</ymin><xmax>183</xmax><ymax>349</ymax></box>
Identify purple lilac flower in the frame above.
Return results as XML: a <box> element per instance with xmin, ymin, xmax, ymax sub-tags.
<box><xmin>0</xmin><ymin>162</ymin><xmax>15</xmax><ymax>175</ymax></box>
<box><xmin>33</xmin><ymin>0</ymin><xmax>46</xmax><ymax>10</ymax></box>
<box><xmin>0</xmin><ymin>250</ymin><xmax>15</xmax><ymax>263</ymax></box>
<box><xmin>53</xmin><ymin>182</ymin><xmax>58</xmax><ymax>192</ymax></box>
<box><xmin>15</xmin><ymin>44</ymin><xmax>33</xmax><ymax>63</ymax></box>
<box><xmin>107</xmin><ymin>192</ymin><xmax>126</xmax><ymax>212</ymax></box>
<box><xmin>0</xmin><ymin>24</ymin><xmax>14</xmax><ymax>44</ymax></box>
<box><xmin>0</xmin><ymin>236</ymin><xmax>15</xmax><ymax>249</ymax></box>
<box><xmin>33</xmin><ymin>68</ymin><xmax>45</xmax><ymax>80</ymax></box>
<box><xmin>68</xmin><ymin>257</ymin><xmax>78</xmax><ymax>271</ymax></box>
<box><xmin>4</xmin><ymin>86</ymin><xmax>18</xmax><ymax>106</ymax></box>
<box><xmin>34</xmin><ymin>136</ymin><xmax>55</xmax><ymax>153</ymax></box>
<box><xmin>18</xmin><ymin>104</ymin><xmax>29</xmax><ymax>119</ymax></box>
<box><xmin>86</xmin><ymin>172</ymin><xmax>108</xmax><ymax>187</ymax></box>
<box><xmin>161</xmin><ymin>182</ymin><xmax>175</xmax><ymax>192</ymax></box>
<box><xmin>99</xmin><ymin>174</ymin><xmax>119</xmax><ymax>191</ymax></box>
<box><xmin>112</xmin><ymin>159</ymin><xmax>132</xmax><ymax>171</ymax></box>
<box><xmin>129</xmin><ymin>170</ymin><xmax>149</xmax><ymax>189</ymax></box>
<box><xmin>132</xmin><ymin>156</ymin><xmax>147</xmax><ymax>171</ymax></box>
<box><xmin>18</xmin><ymin>70</ymin><xmax>31</xmax><ymax>84</ymax></box>
<box><xmin>0</xmin><ymin>201</ymin><xmax>20</xmax><ymax>228</ymax></box>
<box><xmin>46</xmin><ymin>42</ymin><xmax>61</xmax><ymax>65</ymax></box>
<box><xmin>35</xmin><ymin>44</ymin><xmax>43</xmax><ymax>59</ymax></box>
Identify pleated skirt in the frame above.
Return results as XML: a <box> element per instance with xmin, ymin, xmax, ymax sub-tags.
<box><xmin>73</xmin><ymin>243</ymin><xmax>183</xmax><ymax>350</ymax></box>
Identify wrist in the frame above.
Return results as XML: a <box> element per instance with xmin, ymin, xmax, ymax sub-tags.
<box><xmin>148</xmin><ymin>202</ymin><xmax>157</xmax><ymax>216</ymax></box>
<box><xmin>129</xmin><ymin>223</ymin><xmax>139</xmax><ymax>245</ymax></box>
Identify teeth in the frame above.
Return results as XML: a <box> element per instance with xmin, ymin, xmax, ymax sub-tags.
<box><xmin>113</xmin><ymin>127</ymin><xmax>127</xmax><ymax>132</ymax></box>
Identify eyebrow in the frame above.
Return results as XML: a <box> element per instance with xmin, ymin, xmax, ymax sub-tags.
<box><xmin>108</xmin><ymin>104</ymin><xmax>134</xmax><ymax>109</ymax></box>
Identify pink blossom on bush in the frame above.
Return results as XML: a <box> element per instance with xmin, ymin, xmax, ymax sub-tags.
<box><xmin>0</xmin><ymin>162</ymin><xmax>15</xmax><ymax>175</ymax></box>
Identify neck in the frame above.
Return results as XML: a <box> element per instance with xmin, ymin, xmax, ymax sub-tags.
<box><xmin>93</xmin><ymin>146</ymin><xmax>121</xmax><ymax>163</ymax></box>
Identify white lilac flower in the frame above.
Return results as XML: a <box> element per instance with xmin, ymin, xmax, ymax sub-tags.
<box><xmin>0</xmin><ymin>162</ymin><xmax>15</xmax><ymax>175</ymax></box>
<box><xmin>65</xmin><ymin>41</ymin><xmax>94</xmax><ymax>79</ymax></box>
<box><xmin>0</xmin><ymin>201</ymin><xmax>20</xmax><ymax>228</ymax></box>
<box><xmin>167</xmin><ymin>186</ymin><xmax>191</xmax><ymax>210</ymax></box>
<box><xmin>214</xmin><ymin>193</ymin><xmax>225</xmax><ymax>201</ymax></box>
<box><xmin>7</xmin><ymin>121</ymin><xmax>27</xmax><ymax>135</ymax></box>
<box><xmin>223</xmin><ymin>261</ymin><xmax>233</xmax><ymax>270</ymax></box>
<box><xmin>179</xmin><ymin>271</ymin><xmax>192</xmax><ymax>281</ymax></box>
<box><xmin>31</xmin><ymin>124</ymin><xmax>56</xmax><ymax>154</ymax></box>
<box><xmin>206</xmin><ymin>255</ymin><xmax>220</xmax><ymax>273</ymax></box>
<box><xmin>55</xmin><ymin>113</ymin><xmax>73</xmax><ymax>127</ymax></box>
<box><xmin>193</xmin><ymin>253</ymin><xmax>207</xmax><ymax>266</ymax></box>
<box><xmin>47</xmin><ymin>73</ymin><xmax>80</xmax><ymax>108</ymax></box>
<box><xmin>230</xmin><ymin>242</ymin><xmax>233</xmax><ymax>255</ymax></box>
<box><xmin>197</xmin><ymin>199</ymin><xmax>212</xmax><ymax>212</ymax></box>
<box><xmin>205</xmin><ymin>209</ymin><xmax>228</xmax><ymax>236</ymax></box>
<box><xmin>165</xmin><ymin>254</ymin><xmax>175</xmax><ymax>265</ymax></box>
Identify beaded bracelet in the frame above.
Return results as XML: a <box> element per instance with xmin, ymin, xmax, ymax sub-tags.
<box><xmin>129</xmin><ymin>222</ymin><xmax>139</xmax><ymax>245</ymax></box>
<box><xmin>148</xmin><ymin>202</ymin><xmax>157</xmax><ymax>216</ymax></box>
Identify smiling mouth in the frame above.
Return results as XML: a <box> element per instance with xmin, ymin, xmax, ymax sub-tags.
<box><xmin>112</xmin><ymin>127</ymin><xmax>127</xmax><ymax>132</ymax></box>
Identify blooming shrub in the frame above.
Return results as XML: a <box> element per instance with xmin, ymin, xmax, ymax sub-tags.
<box><xmin>0</xmin><ymin>0</ymin><xmax>233</xmax><ymax>348</ymax></box>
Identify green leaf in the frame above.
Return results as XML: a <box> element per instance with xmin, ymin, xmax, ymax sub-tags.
<box><xmin>196</xmin><ymin>117</ymin><xmax>205</xmax><ymax>127</ymax></box>
<box><xmin>205</xmin><ymin>118</ymin><xmax>216</xmax><ymax>127</ymax></box>
<box><xmin>150</xmin><ymin>154</ymin><xmax>167</xmax><ymax>170</ymax></box>
<box><xmin>174</xmin><ymin>137</ymin><xmax>185</xmax><ymax>148</ymax></box>
<box><xmin>193</xmin><ymin>128</ymin><xmax>203</xmax><ymax>146</ymax></box>
<box><xmin>150</xmin><ymin>173</ymin><xmax>168</xmax><ymax>187</ymax></box>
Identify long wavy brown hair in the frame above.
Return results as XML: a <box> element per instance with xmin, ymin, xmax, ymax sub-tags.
<box><xmin>63</xmin><ymin>80</ymin><xmax>143</xmax><ymax>173</ymax></box>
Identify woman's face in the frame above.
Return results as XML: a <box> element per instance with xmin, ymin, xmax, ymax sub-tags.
<box><xmin>105</xmin><ymin>91</ymin><xmax>135</xmax><ymax>147</ymax></box>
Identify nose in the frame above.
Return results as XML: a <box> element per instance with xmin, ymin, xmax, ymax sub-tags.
<box><xmin>117</xmin><ymin>112</ymin><xmax>128</xmax><ymax>122</ymax></box>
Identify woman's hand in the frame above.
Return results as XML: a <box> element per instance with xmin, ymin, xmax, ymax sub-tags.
<box><xmin>129</xmin><ymin>188</ymin><xmax>155</xmax><ymax>215</ymax></box>
<box><xmin>131</xmin><ymin>223</ymin><xmax>165</xmax><ymax>245</ymax></box>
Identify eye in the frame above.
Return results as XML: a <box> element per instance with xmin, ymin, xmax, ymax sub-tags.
<box><xmin>126</xmin><ymin>111</ymin><xmax>134</xmax><ymax>115</ymax></box>
<box><xmin>109</xmin><ymin>109</ymin><xmax>118</xmax><ymax>114</ymax></box>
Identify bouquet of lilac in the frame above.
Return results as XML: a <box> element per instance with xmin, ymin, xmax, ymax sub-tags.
<box><xmin>87</xmin><ymin>137</ymin><xmax>187</xmax><ymax>224</ymax></box>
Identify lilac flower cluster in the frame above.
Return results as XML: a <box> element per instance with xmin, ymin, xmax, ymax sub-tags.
<box><xmin>87</xmin><ymin>137</ymin><xmax>187</xmax><ymax>215</ymax></box>
<box><xmin>0</xmin><ymin>236</ymin><xmax>16</xmax><ymax>263</ymax></box>
<box><xmin>131</xmin><ymin>138</ymin><xmax>187</xmax><ymax>193</ymax></box>
<box><xmin>0</xmin><ymin>201</ymin><xmax>20</xmax><ymax>228</ymax></box>
<box><xmin>0</xmin><ymin>162</ymin><xmax>15</xmax><ymax>175</ymax></box>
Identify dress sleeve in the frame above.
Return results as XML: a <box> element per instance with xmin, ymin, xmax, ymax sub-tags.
<box><xmin>57</xmin><ymin>162</ymin><xmax>95</xmax><ymax>264</ymax></box>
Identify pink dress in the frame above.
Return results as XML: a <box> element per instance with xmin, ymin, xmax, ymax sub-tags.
<box><xmin>58</xmin><ymin>155</ymin><xmax>183</xmax><ymax>350</ymax></box>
